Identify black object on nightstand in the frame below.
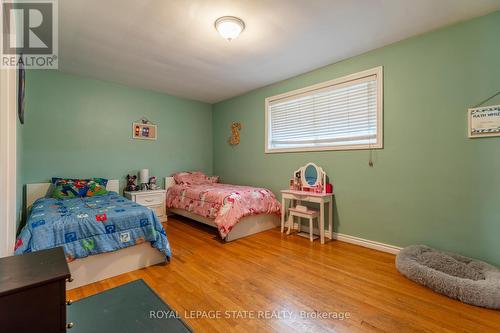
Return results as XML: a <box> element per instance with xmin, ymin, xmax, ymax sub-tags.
<box><xmin>0</xmin><ymin>247</ymin><xmax>73</xmax><ymax>332</ymax></box>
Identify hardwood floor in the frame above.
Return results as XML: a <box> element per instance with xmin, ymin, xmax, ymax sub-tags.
<box><xmin>68</xmin><ymin>217</ymin><xmax>500</xmax><ymax>332</ymax></box>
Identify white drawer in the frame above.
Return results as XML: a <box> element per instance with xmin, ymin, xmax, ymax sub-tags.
<box><xmin>135</xmin><ymin>193</ymin><xmax>164</xmax><ymax>206</ymax></box>
<box><xmin>150</xmin><ymin>204</ymin><xmax>165</xmax><ymax>217</ymax></box>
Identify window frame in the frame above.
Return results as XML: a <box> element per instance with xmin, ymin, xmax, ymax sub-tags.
<box><xmin>264</xmin><ymin>66</ymin><xmax>384</xmax><ymax>153</ymax></box>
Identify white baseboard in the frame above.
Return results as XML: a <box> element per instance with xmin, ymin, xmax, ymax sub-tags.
<box><xmin>331</xmin><ymin>232</ymin><xmax>401</xmax><ymax>254</ymax></box>
<box><xmin>290</xmin><ymin>222</ymin><xmax>401</xmax><ymax>255</ymax></box>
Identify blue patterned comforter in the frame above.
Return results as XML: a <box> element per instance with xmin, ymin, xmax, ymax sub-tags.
<box><xmin>15</xmin><ymin>192</ymin><xmax>171</xmax><ymax>261</ymax></box>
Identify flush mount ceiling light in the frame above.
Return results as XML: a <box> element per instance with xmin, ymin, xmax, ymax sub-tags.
<box><xmin>214</xmin><ymin>16</ymin><xmax>245</xmax><ymax>41</ymax></box>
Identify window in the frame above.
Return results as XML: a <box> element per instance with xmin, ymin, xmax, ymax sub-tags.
<box><xmin>265</xmin><ymin>66</ymin><xmax>383</xmax><ymax>153</ymax></box>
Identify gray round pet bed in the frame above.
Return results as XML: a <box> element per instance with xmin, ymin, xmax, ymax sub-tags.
<box><xmin>396</xmin><ymin>245</ymin><xmax>500</xmax><ymax>309</ymax></box>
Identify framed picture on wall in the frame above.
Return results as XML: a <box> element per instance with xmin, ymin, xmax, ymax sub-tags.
<box><xmin>132</xmin><ymin>122</ymin><xmax>157</xmax><ymax>140</ymax></box>
<box><xmin>468</xmin><ymin>105</ymin><xmax>500</xmax><ymax>138</ymax></box>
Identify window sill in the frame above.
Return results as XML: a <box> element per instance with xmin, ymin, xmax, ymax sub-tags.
<box><xmin>265</xmin><ymin>143</ymin><xmax>383</xmax><ymax>153</ymax></box>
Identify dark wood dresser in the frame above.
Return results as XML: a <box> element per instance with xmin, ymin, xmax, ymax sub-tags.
<box><xmin>0</xmin><ymin>247</ymin><xmax>73</xmax><ymax>332</ymax></box>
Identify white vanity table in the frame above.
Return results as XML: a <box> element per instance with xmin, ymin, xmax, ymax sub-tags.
<box><xmin>281</xmin><ymin>163</ymin><xmax>334</xmax><ymax>244</ymax></box>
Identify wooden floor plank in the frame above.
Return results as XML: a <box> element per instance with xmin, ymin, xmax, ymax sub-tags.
<box><xmin>67</xmin><ymin>217</ymin><xmax>500</xmax><ymax>332</ymax></box>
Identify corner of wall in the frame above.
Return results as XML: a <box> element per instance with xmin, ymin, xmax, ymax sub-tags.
<box><xmin>211</xmin><ymin>103</ymin><xmax>216</xmax><ymax>175</ymax></box>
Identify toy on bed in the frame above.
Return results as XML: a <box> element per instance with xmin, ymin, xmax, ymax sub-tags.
<box><xmin>125</xmin><ymin>174</ymin><xmax>138</xmax><ymax>191</ymax></box>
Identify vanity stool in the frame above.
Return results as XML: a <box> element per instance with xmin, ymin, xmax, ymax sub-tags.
<box><xmin>287</xmin><ymin>207</ymin><xmax>319</xmax><ymax>242</ymax></box>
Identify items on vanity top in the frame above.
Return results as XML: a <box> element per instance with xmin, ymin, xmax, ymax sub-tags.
<box><xmin>290</xmin><ymin>162</ymin><xmax>332</xmax><ymax>193</ymax></box>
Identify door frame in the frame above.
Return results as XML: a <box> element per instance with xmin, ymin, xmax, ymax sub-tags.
<box><xmin>0</xmin><ymin>28</ymin><xmax>18</xmax><ymax>257</ymax></box>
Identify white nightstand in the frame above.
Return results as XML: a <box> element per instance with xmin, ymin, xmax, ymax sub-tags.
<box><xmin>124</xmin><ymin>189</ymin><xmax>167</xmax><ymax>222</ymax></box>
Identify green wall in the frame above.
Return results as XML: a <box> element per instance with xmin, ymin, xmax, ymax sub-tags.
<box><xmin>213</xmin><ymin>12</ymin><xmax>500</xmax><ymax>265</ymax></box>
<box><xmin>22</xmin><ymin>70</ymin><xmax>212</xmax><ymax>195</ymax></box>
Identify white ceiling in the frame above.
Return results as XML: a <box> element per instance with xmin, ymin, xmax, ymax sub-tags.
<box><xmin>59</xmin><ymin>0</ymin><xmax>500</xmax><ymax>103</ymax></box>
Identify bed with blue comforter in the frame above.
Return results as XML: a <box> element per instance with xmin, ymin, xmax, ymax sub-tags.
<box><xmin>15</xmin><ymin>192</ymin><xmax>171</xmax><ymax>262</ymax></box>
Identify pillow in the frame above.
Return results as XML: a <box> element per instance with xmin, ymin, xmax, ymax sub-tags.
<box><xmin>172</xmin><ymin>171</ymin><xmax>215</xmax><ymax>185</ymax></box>
<box><xmin>86</xmin><ymin>178</ymin><xmax>109</xmax><ymax>197</ymax></box>
<box><xmin>51</xmin><ymin>177</ymin><xmax>109</xmax><ymax>199</ymax></box>
<box><xmin>91</xmin><ymin>177</ymin><xmax>108</xmax><ymax>187</ymax></box>
<box><xmin>208</xmin><ymin>176</ymin><xmax>219</xmax><ymax>183</ymax></box>
<box><xmin>51</xmin><ymin>178</ymin><xmax>89</xmax><ymax>199</ymax></box>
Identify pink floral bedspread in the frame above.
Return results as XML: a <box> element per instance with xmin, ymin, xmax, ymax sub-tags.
<box><xmin>167</xmin><ymin>183</ymin><xmax>281</xmax><ymax>238</ymax></box>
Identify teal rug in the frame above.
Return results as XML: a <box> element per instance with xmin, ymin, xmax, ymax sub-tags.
<box><xmin>67</xmin><ymin>279</ymin><xmax>193</xmax><ymax>333</ymax></box>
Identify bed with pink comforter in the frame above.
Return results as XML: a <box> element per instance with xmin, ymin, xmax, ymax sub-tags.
<box><xmin>167</xmin><ymin>179</ymin><xmax>281</xmax><ymax>239</ymax></box>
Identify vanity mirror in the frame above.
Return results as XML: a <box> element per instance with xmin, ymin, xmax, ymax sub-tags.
<box><xmin>293</xmin><ymin>162</ymin><xmax>327</xmax><ymax>193</ymax></box>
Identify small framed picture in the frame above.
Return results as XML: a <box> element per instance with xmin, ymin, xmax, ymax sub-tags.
<box><xmin>468</xmin><ymin>105</ymin><xmax>500</xmax><ymax>138</ymax></box>
<box><xmin>132</xmin><ymin>122</ymin><xmax>157</xmax><ymax>140</ymax></box>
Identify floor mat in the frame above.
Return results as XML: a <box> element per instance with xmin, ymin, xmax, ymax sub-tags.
<box><xmin>67</xmin><ymin>279</ymin><xmax>193</xmax><ymax>332</ymax></box>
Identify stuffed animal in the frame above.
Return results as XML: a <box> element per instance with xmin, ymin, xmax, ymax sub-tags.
<box><xmin>148</xmin><ymin>176</ymin><xmax>159</xmax><ymax>190</ymax></box>
<box><xmin>125</xmin><ymin>174</ymin><xmax>138</xmax><ymax>191</ymax></box>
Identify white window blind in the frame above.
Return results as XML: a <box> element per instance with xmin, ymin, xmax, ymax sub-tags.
<box><xmin>266</xmin><ymin>67</ymin><xmax>383</xmax><ymax>152</ymax></box>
